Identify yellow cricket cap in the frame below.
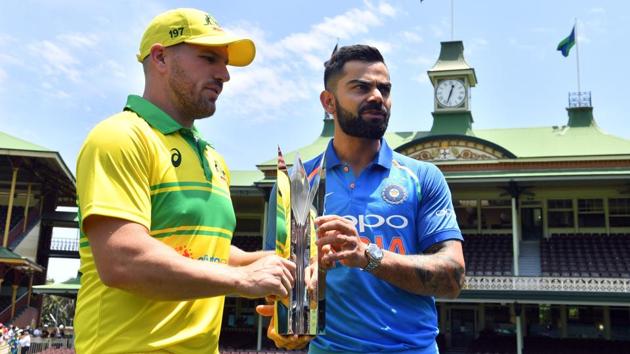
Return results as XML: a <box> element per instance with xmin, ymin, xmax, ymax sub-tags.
<box><xmin>137</xmin><ymin>8</ymin><xmax>255</xmax><ymax>66</ymax></box>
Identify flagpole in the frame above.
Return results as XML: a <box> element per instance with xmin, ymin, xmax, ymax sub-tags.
<box><xmin>575</xmin><ymin>18</ymin><xmax>581</xmax><ymax>93</ymax></box>
<box><xmin>451</xmin><ymin>0</ymin><xmax>454</xmax><ymax>40</ymax></box>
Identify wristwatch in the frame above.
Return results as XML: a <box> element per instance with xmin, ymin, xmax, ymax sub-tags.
<box><xmin>363</xmin><ymin>243</ymin><xmax>384</xmax><ymax>272</ymax></box>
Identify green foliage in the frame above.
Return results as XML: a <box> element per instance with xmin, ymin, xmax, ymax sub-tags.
<box><xmin>41</xmin><ymin>295</ymin><xmax>75</xmax><ymax>327</ymax></box>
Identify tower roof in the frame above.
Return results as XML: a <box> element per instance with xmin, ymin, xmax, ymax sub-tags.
<box><xmin>428</xmin><ymin>41</ymin><xmax>478</xmax><ymax>87</ymax></box>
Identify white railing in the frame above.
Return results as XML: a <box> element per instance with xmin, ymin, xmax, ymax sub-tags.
<box><xmin>26</xmin><ymin>337</ymin><xmax>74</xmax><ymax>353</ymax></box>
<box><xmin>465</xmin><ymin>276</ymin><xmax>630</xmax><ymax>293</ymax></box>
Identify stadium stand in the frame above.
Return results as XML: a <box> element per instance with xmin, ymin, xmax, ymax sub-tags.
<box><xmin>462</xmin><ymin>234</ymin><xmax>513</xmax><ymax>276</ymax></box>
<box><xmin>541</xmin><ymin>233</ymin><xmax>630</xmax><ymax>278</ymax></box>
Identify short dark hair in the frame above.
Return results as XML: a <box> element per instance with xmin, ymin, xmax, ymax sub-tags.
<box><xmin>323</xmin><ymin>44</ymin><xmax>385</xmax><ymax>91</ymax></box>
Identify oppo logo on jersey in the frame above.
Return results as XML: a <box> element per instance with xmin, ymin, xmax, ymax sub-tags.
<box><xmin>343</xmin><ymin>214</ymin><xmax>409</xmax><ymax>233</ymax></box>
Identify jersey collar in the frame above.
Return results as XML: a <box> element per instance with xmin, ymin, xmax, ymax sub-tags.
<box><xmin>123</xmin><ymin>95</ymin><xmax>202</xmax><ymax>136</ymax></box>
<box><xmin>324</xmin><ymin>138</ymin><xmax>393</xmax><ymax>170</ymax></box>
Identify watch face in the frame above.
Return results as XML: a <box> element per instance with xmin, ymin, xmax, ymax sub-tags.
<box><xmin>368</xmin><ymin>243</ymin><xmax>384</xmax><ymax>260</ymax></box>
<box><xmin>436</xmin><ymin>79</ymin><xmax>466</xmax><ymax>108</ymax></box>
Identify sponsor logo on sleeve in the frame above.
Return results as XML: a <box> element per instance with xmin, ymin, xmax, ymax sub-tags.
<box><xmin>435</xmin><ymin>208</ymin><xmax>455</xmax><ymax>217</ymax></box>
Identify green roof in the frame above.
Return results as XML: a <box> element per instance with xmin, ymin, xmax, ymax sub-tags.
<box><xmin>33</xmin><ymin>276</ymin><xmax>80</xmax><ymax>296</ymax></box>
<box><xmin>0</xmin><ymin>131</ymin><xmax>50</xmax><ymax>152</ymax></box>
<box><xmin>259</xmin><ymin>122</ymin><xmax>630</xmax><ymax>169</ymax></box>
<box><xmin>475</xmin><ymin>125</ymin><xmax>630</xmax><ymax>158</ymax></box>
<box><xmin>252</xmin><ymin>108</ymin><xmax>630</xmax><ymax>186</ymax></box>
<box><xmin>259</xmin><ymin>136</ymin><xmax>330</xmax><ymax>168</ymax></box>
<box><xmin>0</xmin><ymin>130</ymin><xmax>76</xmax><ymax>203</ymax></box>
<box><xmin>0</xmin><ymin>247</ymin><xmax>44</xmax><ymax>272</ymax></box>
<box><xmin>0</xmin><ymin>247</ymin><xmax>23</xmax><ymax>260</ymax></box>
<box><xmin>230</xmin><ymin>170</ymin><xmax>265</xmax><ymax>187</ymax></box>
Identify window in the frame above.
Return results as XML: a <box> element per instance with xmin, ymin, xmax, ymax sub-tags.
<box><xmin>480</xmin><ymin>199</ymin><xmax>512</xmax><ymax>230</ymax></box>
<box><xmin>566</xmin><ymin>306</ymin><xmax>604</xmax><ymax>338</ymax></box>
<box><xmin>609</xmin><ymin>198</ymin><xmax>630</xmax><ymax>227</ymax></box>
<box><xmin>577</xmin><ymin>199</ymin><xmax>605</xmax><ymax>227</ymax></box>
<box><xmin>526</xmin><ymin>305</ymin><xmax>560</xmax><ymax>337</ymax></box>
<box><xmin>483</xmin><ymin>305</ymin><xmax>514</xmax><ymax>335</ymax></box>
<box><xmin>548</xmin><ymin>199</ymin><xmax>574</xmax><ymax>228</ymax></box>
<box><xmin>454</xmin><ymin>199</ymin><xmax>478</xmax><ymax>229</ymax></box>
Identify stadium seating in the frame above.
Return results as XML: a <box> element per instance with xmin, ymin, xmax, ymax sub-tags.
<box><xmin>541</xmin><ymin>233</ymin><xmax>630</xmax><ymax>278</ymax></box>
<box><xmin>463</xmin><ymin>234</ymin><xmax>513</xmax><ymax>276</ymax></box>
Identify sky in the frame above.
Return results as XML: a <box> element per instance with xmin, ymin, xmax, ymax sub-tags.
<box><xmin>1</xmin><ymin>0</ymin><xmax>629</xmax><ymax>282</ymax></box>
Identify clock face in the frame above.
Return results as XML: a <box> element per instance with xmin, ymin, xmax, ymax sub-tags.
<box><xmin>435</xmin><ymin>79</ymin><xmax>466</xmax><ymax>108</ymax></box>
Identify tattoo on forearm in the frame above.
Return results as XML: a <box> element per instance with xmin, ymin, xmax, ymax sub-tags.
<box><xmin>414</xmin><ymin>241</ymin><xmax>465</xmax><ymax>296</ymax></box>
<box><xmin>414</xmin><ymin>261</ymin><xmax>439</xmax><ymax>293</ymax></box>
<box><xmin>447</xmin><ymin>257</ymin><xmax>465</xmax><ymax>290</ymax></box>
<box><xmin>424</xmin><ymin>243</ymin><xmax>443</xmax><ymax>255</ymax></box>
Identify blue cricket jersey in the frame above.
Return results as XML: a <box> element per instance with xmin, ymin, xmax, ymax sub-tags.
<box><xmin>265</xmin><ymin>139</ymin><xmax>463</xmax><ymax>354</ymax></box>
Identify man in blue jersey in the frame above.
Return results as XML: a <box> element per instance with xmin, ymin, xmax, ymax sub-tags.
<box><xmin>258</xmin><ymin>44</ymin><xmax>465</xmax><ymax>354</ymax></box>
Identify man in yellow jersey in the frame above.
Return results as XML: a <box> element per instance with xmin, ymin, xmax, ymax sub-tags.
<box><xmin>74</xmin><ymin>8</ymin><xmax>296</xmax><ymax>354</ymax></box>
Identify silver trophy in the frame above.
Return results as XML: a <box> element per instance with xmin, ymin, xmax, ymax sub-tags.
<box><xmin>274</xmin><ymin>147</ymin><xmax>326</xmax><ymax>335</ymax></box>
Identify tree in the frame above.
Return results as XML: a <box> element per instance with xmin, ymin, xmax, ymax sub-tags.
<box><xmin>41</xmin><ymin>295</ymin><xmax>75</xmax><ymax>327</ymax></box>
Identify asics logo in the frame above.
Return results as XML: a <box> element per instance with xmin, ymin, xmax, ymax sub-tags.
<box><xmin>171</xmin><ymin>148</ymin><xmax>182</xmax><ymax>167</ymax></box>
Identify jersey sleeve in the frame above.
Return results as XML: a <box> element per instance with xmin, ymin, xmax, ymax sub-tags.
<box><xmin>76</xmin><ymin>115</ymin><xmax>152</xmax><ymax>230</ymax></box>
<box><xmin>415</xmin><ymin>163</ymin><xmax>463</xmax><ymax>252</ymax></box>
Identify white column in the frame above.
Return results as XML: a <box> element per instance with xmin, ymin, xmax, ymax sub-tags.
<box><xmin>604</xmin><ymin>197</ymin><xmax>610</xmax><ymax>235</ymax></box>
<box><xmin>477</xmin><ymin>201</ymin><xmax>482</xmax><ymax>234</ymax></box>
<box><xmin>512</xmin><ymin>197</ymin><xmax>519</xmax><ymax>276</ymax></box>
<box><xmin>511</xmin><ymin>303</ymin><xmax>523</xmax><ymax>354</ymax></box>
<box><xmin>573</xmin><ymin>199</ymin><xmax>579</xmax><ymax>233</ymax></box>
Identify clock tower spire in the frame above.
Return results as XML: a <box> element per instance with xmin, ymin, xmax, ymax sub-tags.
<box><xmin>427</xmin><ymin>41</ymin><xmax>477</xmax><ymax>135</ymax></box>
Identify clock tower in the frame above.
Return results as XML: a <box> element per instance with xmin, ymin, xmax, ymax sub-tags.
<box><xmin>427</xmin><ymin>41</ymin><xmax>477</xmax><ymax>135</ymax></box>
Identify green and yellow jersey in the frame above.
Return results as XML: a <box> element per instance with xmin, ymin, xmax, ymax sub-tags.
<box><xmin>74</xmin><ymin>95</ymin><xmax>235</xmax><ymax>354</ymax></box>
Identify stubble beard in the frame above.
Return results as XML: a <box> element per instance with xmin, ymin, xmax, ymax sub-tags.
<box><xmin>335</xmin><ymin>97</ymin><xmax>390</xmax><ymax>140</ymax></box>
<box><xmin>168</xmin><ymin>60</ymin><xmax>216</xmax><ymax>121</ymax></box>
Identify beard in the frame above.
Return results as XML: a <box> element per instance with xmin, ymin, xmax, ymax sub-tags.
<box><xmin>168</xmin><ymin>59</ymin><xmax>218</xmax><ymax>120</ymax></box>
<box><xmin>335</xmin><ymin>98</ymin><xmax>390</xmax><ymax>140</ymax></box>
